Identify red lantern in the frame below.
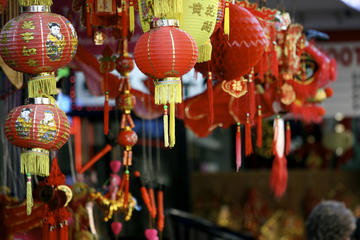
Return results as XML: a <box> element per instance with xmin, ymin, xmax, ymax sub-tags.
<box><xmin>0</xmin><ymin>3</ymin><xmax>78</xmax><ymax>97</ymax></box>
<box><xmin>116</xmin><ymin>55</ymin><xmax>134</xmax><ymax>76</ymax></box>
<box><xmin>211</xmin><ymin>3</ymin><xmax>267</xmax><ymax>81</ymax></box>
<box><xmin>116</xmin><ymin>90</ymin><xmax>136</xmax><ymax>112</ymax></box>
<box><xmin>134</xmin><ymin>19</ymin><xmax>198</xmax><ymax>147</ymax></box>
<box><xmin>4</xmin><ymin>101</ymin><xmax>70</xmax><ymax>175</ymax></box>
<box><xmin>117</xmin><ymin>127</ymin><xmax>138</xmax><ymax>166</ymax></box>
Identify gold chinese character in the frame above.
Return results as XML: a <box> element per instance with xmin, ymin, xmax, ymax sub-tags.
<box><xmin>3</xmin><ymin>23</ymin><xmax>14</xmax><ymax>31</ymax></box>
<box><xmin>22</xmin><ymin>21</ymin><xmax>35</xmax><ymax>30</ymax></box>
<box><xmin>205</xmin><ymin>5</ymin><xmax>216</xmax><ymax>17</ymax></box>
<box><xmin>232</xmin><ymin>81</ymin><xmax>243</xmax><ymax>91</ymax></box>
<box><xmin>20</xmin><ymin>32</ymin><xmax>34</xmax><ymax>43</ymax></box>
<box><xmin>2</xmin><ymin>47</ymin><xmax>10</xmax><ymax>57</ymax></box>
<box><xmin>1</xmin><ymin>34</ymin><xmax>8</xmax><ymax>44</ymax></box>
<box><xmin>201</xmin><ymin>21</ymin><xmax>213</xmax><ymax>33</ymax></box>
<box><xmin>189</xmin><ymin>2</ymin><xmax>202</xmax><ymax>16</ymax></box>
<box><xmin>26</xmin><ymin>59</ymin><xmax>38</xmax><ymax>67</ymax></box>
<box><xmin>22</xmin><ymin>46</ymin><xmax>37</xmax><ymax>56</ymax></box>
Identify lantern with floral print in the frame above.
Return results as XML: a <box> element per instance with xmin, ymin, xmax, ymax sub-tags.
<box><xmin>0</xmin><ymin>0</ymin><xmax>78</xmax><ymax>98</ymax></box>
<box><xmin>4</xmin><ymin>97</ymin><xmax>70</xmax><ymax>215</ymax></box>
<box><xmin>134</xmin><ymin>19</ymin><xmax>198</xmax><ymax>147</ymax></box>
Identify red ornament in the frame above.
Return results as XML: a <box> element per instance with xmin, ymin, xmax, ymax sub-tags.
<box><xmin>117</xmin><ymin>127</ymin><xmax>138</xmax><ymax>148</ymax></box>
<box><xmin>0</xmin><ymin>0</ymin><xmax>8</xmax><ymax>12</ymax></box>
<box><xmin>0</xmin><ymin>12</ymin><xmax>77</xmax><ymax>74</ymax></box>
<box><xmin>134</xmin><ymin>25</ymin><xmax>198</xmax><ymax>79</ymax></box>
<box><xmin>211</xmin><ymin>3</ymin><xmax>267</xmax><ymax>80</ymax></box>
<box><xmin>116</xmin><ymin>90</ymin><xmax>136</xmax><ymax>112</ymax></box>
<box><xmin>5</xmin><ymin>103</ymin><xmax>70</xmax><ymax>151</ymax></box>
<box><xmin>116</xmin><ymin>55</ymin><xmax>134</xmax><ymax>76</ymax></box>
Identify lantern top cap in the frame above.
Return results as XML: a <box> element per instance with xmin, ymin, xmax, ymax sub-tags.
<box><xmin>152</xmin><ymin>19</ymin><xmax>179</xmax><ymax>28</ymax></box>
<box><xmin>19</xmin><ymin>0</ymin><xmax>53</xmax><ymax>7</ymax></box>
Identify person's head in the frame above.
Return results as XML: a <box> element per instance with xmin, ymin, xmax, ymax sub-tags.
<box><xmin>48</xmin><ymin>22</ymin><xmax>61</xmax><ymax>37</ymax></box>
<box><xmin>306</xmin><ymin>200</ymin><xmax>356</xmax><ymax>240</ymax></box>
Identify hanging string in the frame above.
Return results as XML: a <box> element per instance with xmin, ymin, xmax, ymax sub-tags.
<box><xmin>67</xmin><ymin>137</ymin><xmax>77</xmax><ymax>183</ymax></box>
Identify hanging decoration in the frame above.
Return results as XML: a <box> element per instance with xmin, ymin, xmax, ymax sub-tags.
<box><xmin>0</xmin><ymin>0</ymin><xmax>78</xmax><ymax>98</ymax></box>
<box><xmin>4</xmin><ymin>98</ymin><xmax>70</xmax><ymax>214</ymax></box>
<box><xmin>134</xmin><ymin>19</ymin><xmax>198</xmax><ymax>147</ymax></box>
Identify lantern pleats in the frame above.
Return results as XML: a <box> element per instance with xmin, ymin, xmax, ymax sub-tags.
<box><xmin>28</xmin><ymin>73</ymin><xmax>57</xmax><ymax>98</ymax></box>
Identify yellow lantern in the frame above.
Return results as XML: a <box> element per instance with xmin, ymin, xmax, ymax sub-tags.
<box><xmin>138</xmin><ymin>0</ymin><xmax>220</xmax><ymax>62</ymax></box>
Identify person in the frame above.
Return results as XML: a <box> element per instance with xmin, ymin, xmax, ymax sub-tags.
<box><xmin>306</xmin><ymin>200</ymin><xmax>356</xmax><ymax>240</ymax></box>
<box><xmin>46</xmin><ymin>22</ymin><xmax>65</xmax><ymax>61</ymax></box>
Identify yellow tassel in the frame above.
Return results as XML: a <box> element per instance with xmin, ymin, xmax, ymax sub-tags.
<box><xmin>163</xmin><ymin>105</ymin><xmax>169</xmax><ymax>147</ymax></box>
<box><xmin>18</xmin><ymin>0</ymin><xmax>53</xmax><ymax>6</ymax></box>
<box><xmin>26</xmin><ymin>173</ymin><xmax>33</xmax><ymax>215</ymax></box>
<box><xmin>138</xmin><ymin>0</ymin><xmax>151</xmax><ymax>32</ymax></box>
<box><xmin>28</xmin><ymin>74</ymin><xmax>57</xmax><ymax>98</ymax></box>
<box><xmin>129</xmin><ymin>1</ymin><xmax>135</xmax><ymax>33</ymax></box>
<box><xmin>153</xmin><ymin>0</ymin><xmax>183</xmax><ymax>18</ymax></box>
<box><xmin>197</xmin><ymin>39</ymin><xmax>212</xmax><ymax>63</ymax></box>
<box><xmin>154</xmin><ymin>78</ymin><xmax>182</xmax><ymax>105</ymax></box>
<box><xmin>21</xmin><ymin>149</ymin><xmax>50</xmax><ymax>177</ymax></box>
<box><xmin>224</xmin><ymin>0</ymin><xmax>230</xmax><ymax>37</ymax></box>
<box><xmin>169</xmin><ymin>102</ymin><xmax>175</xmax><ymax>147</ymax></box>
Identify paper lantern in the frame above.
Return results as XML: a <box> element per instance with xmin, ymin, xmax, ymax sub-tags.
<box><xmin>211</xmin><ymin>3</ymin><xmax>267</xmax><ymax>81</ymax></box>
<box><xmin>4</xmin><ymin>101</ymin><xmax>70</xmax><ymax>176</ymax></box>
<box><xmin>116</xmin><ymin>55</ymin><xmax>134</xmax><ymax>76</ymax></box>
<box><xmin>134</xmin><ymin>19</ymin><xmax>198</xmax><ymax>147</ymax></box>
<box><xmin>180</xmin><ymin>0</ymin><xmax>219</xmax><ymax>62</ymax></box>
<box><xmin>0</xmin><ymin>2</ymin><xmax>78</xmax><ymax>97</ymax></box>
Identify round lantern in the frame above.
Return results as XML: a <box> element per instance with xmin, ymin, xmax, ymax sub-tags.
<box><xmin>4</xmin><ymin>99</ymin><xmax>70</xmax><ymax>177</ymax></box>
<box><xmin>117</xmin><ymin>127</ymin><xmax>138</xmax><ymax>149</ymax></box>
<box><xmin>211</xmin><ymin>3</ymin><xmax>267</xmax><ymax>81</ymax></box>
<box><xmin>0</xmin><ymin>2</ymin><xmax>78</xmax><ymax>98</ymax></box>
<box><xmin>134</xmin><ymin>19</ymin><xmax>198</xmax><ymax>147</ymax></box>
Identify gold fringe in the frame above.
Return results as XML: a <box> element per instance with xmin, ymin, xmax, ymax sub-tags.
<box><xmin>26</xmin><ymin>173</ymin><xmax>33</xmax><ymax>215</ymax></box>
<box><xmin>163</xmin><ymin>105</ymin><xmax>169</xmax><ymax>147</ymax></box>
<box><xmin>154</xmin><ymin>78</ymin><xmax>182</xmax><ymax>105</ymax></box>
<box><xmin>21</xmin><ymin>150</ymin><xmax>50</xmax><ymax>177</ymax></box>
<box><xmin>224</xmin><ymin>0</ymin><xmax>230</xmax><ymax>37</ymax></box>
<box><xmin>197</xmin><ymin>39</ymin><xmax>212</xmax><ymax>63</ymax></box>
<box><xmin>169</xmin><ymin>102</ymin><xmax>175</xmax><ymax>147</ymax></box>
<box><xmin>28</xmin><ymin>74</ymin><xmax>57</xmax><ymax>98</ymax></box>
<box><xmin>153</xmin><ymin>0</ymin><xmax>183</xmax><ymax>18</ymax></box>
<box><xmin>129</xmin><ymin>5</ymin><xmax>135</xmax><ymax>33</ymax></box>
<box><xmin>18</xmin><ymin>0</ymin><xmax>53</xmax><ymax>6</ymax></box>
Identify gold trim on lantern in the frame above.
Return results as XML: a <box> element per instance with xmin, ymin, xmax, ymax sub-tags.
<box><xmin>152</xmin><ymin>19</ymin><xmax>179</xmax><ymax>28</ymax></box>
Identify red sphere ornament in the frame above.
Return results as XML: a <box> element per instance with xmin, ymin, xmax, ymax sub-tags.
<box><xmin>116</xmin><ymin>90</ymin><xmax>136</xmax><ymax>112</ymax></box>
<box><xmin>116</xmin><ymin>55</ymin><xmax>134</xmax><ymax>76</ymax></box>
<box><xmin>211</xmin><ymin>3</ymin><xmax>267</xmax><ymax>80</ymax></box>
<box><xmin>117</xmin><ymin>127</ymin><xmax>138</xmax><ymax>150</ymax></box>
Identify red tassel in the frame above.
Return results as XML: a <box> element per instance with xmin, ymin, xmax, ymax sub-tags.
<box><xmin>248</xmin><ymin>69</ymin><xmax>256</xmax><ymax>121</ymax></box>
<box><xmin>245</xmin><ymin>114</ymin><xmax>253</xmax><ymax>157</ymax></box>
<box><xmin>270</xmin><ymin>26</ymin><xmax>278</xmax><ymax>79</ymax></box>
<box><xmin>86</xmin><ymin>3</ymin><xmax>92</xmax><ymax>37</ymax></box>
<box><xmin>49</xmin><ymin>228</ymin><xmax>57</xmax><ymax>240</ymax></box>
<box><xmin>124</xmin><ymin>171</ymin><xmax>129</xmax><ymax>208</ymax></box>
<box><xmin>42</xmin><ymin>224</ymin><xmax>49</xmax><ymax>240</ymax></box>
<box><xmin>104</xmin><ymin>72</ymin><xmax>109</xmax><ymax>135</ymax></box>
<box><xmin>259</xmin><ymin>55</ymin><xmax>264</xmax><ymax>83</ymax></box>
<box><xmin>207</xmin><ymin>71</ymin><xmax>214</xmax><ymax>125</ymax></box>
<box><xmin>270</xmin><ymin>155</ymin><xmax>288</xmax><ymax>198</ymax></box>
<box><xmin>286</xmin><ymin>122</ymin><xmax>291</xmax><ymax>155</ymax></box>
<box><xmin>157</xmin><ymin>189</ymin><xmax>165</xmax><ymax>233</ymax></box>
<box><xmin>122</xmin><ymin>1</ymin><xmax>128</xmax><ymax>38</ymax></box>
<box><xmin>59</xmin><ymin>224</ymin><xmax>68</xmax><ymax>240</ymax></box>
<box><xmin>148</xmin><ymin>188</ymin><xmax>157</xmax><ymax>219</ymax></box>
<box><xmin>236</xmin><ymin>123</ymin><xmax>241</xmax><ymax>171</ymax></box>
<box><xmin>256</xmin><ymin>106</ymin><xmax>263</xmax><ymax>148</ymax></box>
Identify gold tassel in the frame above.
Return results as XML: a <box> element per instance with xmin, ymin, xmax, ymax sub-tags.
<box><xmin>129</xmin><ymin>0</ymin><xmax>135</xmax><ymax>33</ymax></box>
<box><xmin>153</xmin><ymin>0</ymin><xmax>183</xmax><ymax>18</ymax></box>
<box><xmin>28</xmin><ymin>73</ymin><xmax>57</xmax><ymax>98</ymax></box>
<box><xmin>154</xmin><ymin>78</ymin><xmax>182</xmax><ymax>105</ymax></box>
<box><xmin>18</xmin><ymin>0</ymin><xmax>53</xmax><ymax>6</ymax></box>
<box><xmin>138</xmin><ymin>0</ymin><xmax>151</xmax><ymax>32</ymax></box>
<box><xmin>224</xmin><ymin>0</ymin><xmax>230</xmax><ymax>37</ymax></box>
<box><xmin>26</xmin><ymin>173</ymin><xmax>33</xmax><ymax>215</ymax></box>
<box><xmin>163</xmin><ymin>105</ymin><xmax>169</xmax><ymax>147</ymax></box>
<box><xmin>21</xmin><ymin>149</ymin><xmax>50</xmax><ymax>177</ymax></box>
<box><xmin>169</xmin><ymin>102</ymin><xmax>175</xmax><ymax>147</ymax></box>
<box><xmin>197</xmin><ymin>39</ymin><xmax>212</xmax><ymax>63</ymax></box>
